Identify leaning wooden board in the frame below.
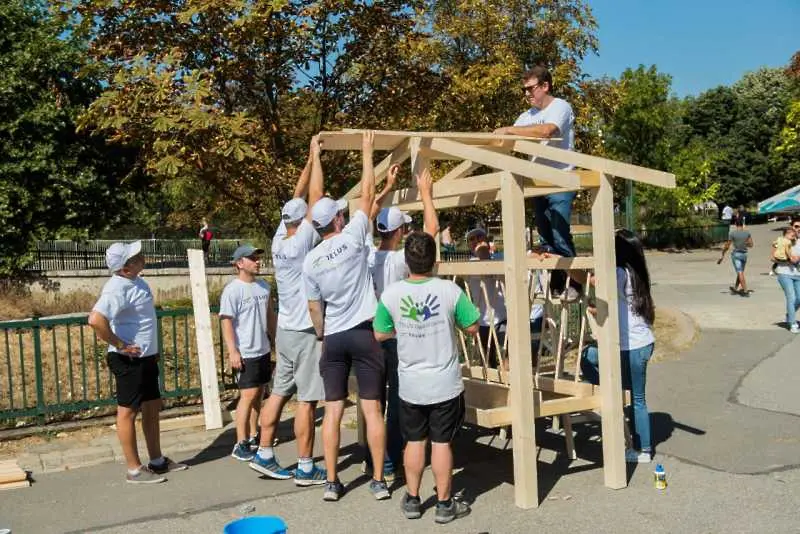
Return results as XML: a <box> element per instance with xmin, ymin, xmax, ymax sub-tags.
<box><xmin>0</xmin><ymin>459</ymin><xmax>29</xmax><ymax>487</ymax></box>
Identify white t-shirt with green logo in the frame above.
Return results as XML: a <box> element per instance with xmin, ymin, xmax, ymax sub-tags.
<box><xmin>302</xmin><ymin>210</ymin><xmax>377</xmax><ymax>335</ymax></box>
<box><xmin>272</xmin><ymin>219</ymin><xmax>320</xmax><ymax>331</ymax></box>
<box><xmin>374</xmin><ymin>277</ymin><xmax>480</xmax><ymax>405</ymax></box>
<box><xmin>219</xmin><ymin>279</ymin><xmax>272</xmax><ymax>359</ymax></box>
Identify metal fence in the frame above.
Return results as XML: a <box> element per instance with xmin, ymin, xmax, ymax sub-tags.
<box><xmin>0</xmin><ymin>308</ymin><xmax>236</xmax><ymax>424</ymax></box>
<box><xmin>30</xmin><ymin>240</ymin><xmax>256</xmax><ymax>271</ymax></box>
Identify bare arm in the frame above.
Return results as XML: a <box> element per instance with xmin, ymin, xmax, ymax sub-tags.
<box><xmin>417</xmin><ymin>168</ymin><xmax>439</xmax><ymax>236</ymax></box>
<box><xmin>746</xmin><ymin>236</ymin><xmax>754</xmax><ymax>248</ymax></box>
<box><xmin>370</xmin><ymin>164</ymin><xmax>400</xmax><ymax>220</ymax></box>
<box><xmin>359</xmin><ymin>131</ymin><xmax>376</xmax><ymax>215</ymax></box>
<box><xmin>220</xmin><ymin>317</ymin><xmax>243</xmax><ymax>370</ymax></box>
<box><xmin>308</xmin><ymin>300</ymin><xmax>325</xmax><ymax>339</ymax></box>
<box><xmin>374</xmin><ymin>330</ymin><xmax>395</xmax><ymax>342</ymax></box>
<box><xmin>293</xmin><ymin>153</ymin><xmax>313</xmax><ymax>199</ymax></box>
<box><xmin>307</xmin><ymin>135</ymin><xmax>324</xmax><ymax>214</ymax></box>
<box><xmin>88</xmin><ymin>311</ymin><xmax>141</xmax><ymax>356</ymax></box>
<box><xmin>462</xmin><ymin>322</ymin><xmax>479</xmax><ymax>336</ymax></box>
<box><xmin>494</xmin><ymin>124</ymin><xmax>560</xmax><ymax>138</ymax></box>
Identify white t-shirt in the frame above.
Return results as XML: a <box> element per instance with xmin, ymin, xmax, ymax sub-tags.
<box><xmin>372</xmin><ymin>249</ymin><xmax>408</xmax><ymax>298</ymax></box>
<box><xmin>514</xmin><ymin>97</ymin><xmax>575</xmax><ymax>170</ymax></box>
<box><xmin>467</xmin><ymin>259</ymin><xmax>507</xmax><ymax>326</ymax></box>
<box><xmin>302</xmin><ymin>210</ymin><xmax>378</xmax><ymax>335</ymax></box>
<box><xmin>219</xmin><ymin>278</ymin><xmax>272</xmax><ymax>358</ymax></box>
<box><xmin>374</xmin><ymin>278</ymin><xmax>480</xmax><ymax>405</ymax></box>
<box><xmin>617</xmin><ymin>267</ymin><xmax>655</xmax><ymax>351</ymax></box>
<box><xmin>92</xmin><ymin>275</ymin><xmax>158</xmax><ymax>357</ymax></box>
<box><xmin>721</xmin><ymin>206</ymin><xmax>734</xmax><ymax>221</ymax></box>
<box><xmin>272</xmin><ymin>219</ymin><xmax>320</xmax><ymax>331</ymax></box>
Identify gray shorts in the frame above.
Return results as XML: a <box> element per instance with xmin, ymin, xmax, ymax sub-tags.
<box><xmin>272</xmin><ymin>327</ymin><xmax>325</xmax><ymax>402</ymax></box>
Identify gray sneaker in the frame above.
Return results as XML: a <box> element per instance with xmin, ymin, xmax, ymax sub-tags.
<box><xmin>369</xmin><ymin>478</ymin><xmax>391</xmax><ymax>500</ymax></box>
<box><xmin>435</xmin><ymin>497</ymin><xmax>471</xmax><ymax>524</ymax></box>
<box><xmin>148</xmin><ymin>457</ymin><xmax>188</xmax><ymax>475</ymax></box>
<box><xmin>401</xmin><ymin>493</ymin><xmax>421</xmax><ymax>519</ymax></box>
<box><xmin>126</xmin><ymin>466</ymin><xmax>166</xmax><ymax>484</ymax></box>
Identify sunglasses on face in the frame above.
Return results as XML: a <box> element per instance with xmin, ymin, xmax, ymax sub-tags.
<box><xmin>522</xmin><ymin>83</ymin><xmax>542</xmax><ymax>95</ymax></box>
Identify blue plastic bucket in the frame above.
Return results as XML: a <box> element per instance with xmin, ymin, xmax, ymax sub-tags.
<box><xmin>223</xmin><ymin>516</ymin><xmax>287</xmax><ymax>534</ymax></box>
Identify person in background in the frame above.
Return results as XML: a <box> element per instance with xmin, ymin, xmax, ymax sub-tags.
<box><xmin>220</xmin><ymin>244</ymin><xmax>277</xmax><ymax>461</ymax></box>
<box><xmin>721</xmin><ymin>204</ymin><xmax>734</xmax><ymax>224</ymax></box>
<box><xmin>440</xmin><ymin>219</ymin><xmax>456</xmax><ymax>258</ymax></box>
<box><xmin>736</xmin><ymin>205</ymin><xmax>747</xmax><ymax>228</ymax></box>
<box><xmin>88</xmin><ymin>241</ymin><xmax>188</xmax><ymax>483</ymax></box>
<box><xmin>199</xmin><ymin>219</ymin><xmax>213</xmax><ymax>262</ymax></box>
<box><xmin>717</xmin><ymin>219</ymin><xmax>753</xmax><ymax>296</ymax></box>
<box><xmin>581</xmin><ymin>229</ymin><xmax>656</xmax><ymax>464</ymax></box>
<box><xmin>772</xmin><ymin>217</ymin><xmax>800</xmax><ymax>332</ymax></box>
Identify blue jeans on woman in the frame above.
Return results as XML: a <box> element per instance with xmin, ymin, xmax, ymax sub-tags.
<box><xmin>580</xmin><ymin>343</ymin><xmax>655</xmax><ymax>452</ymax></box>
<box><xmin>776</xmin><ymin>274</ymin><xmax>800</xmax><ymax>327</ymax></box>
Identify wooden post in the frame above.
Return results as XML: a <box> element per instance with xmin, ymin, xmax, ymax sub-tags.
<box><xmin>188</xmin><ymin>249</ymin><xmax>223</xmax><ymax>430</ymax></box>
<box><xmin>500</xmin><ymin>172</ymin><xmax>539</xmax><ymax>508</ymax></box>
<box><xmin>590</xmin><ymin>174</ymin><xmax>627</xmax><ymax>489</ymax></box>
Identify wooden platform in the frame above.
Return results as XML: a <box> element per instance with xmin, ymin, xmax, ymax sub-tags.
<box><xmin>0</xmin><ymin>459</ymin><xmax>30</xmax><ymax>490</ymax></box>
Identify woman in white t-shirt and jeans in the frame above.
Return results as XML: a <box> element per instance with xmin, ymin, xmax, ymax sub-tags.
<box><xmin>581</xmin><ymin>229</ymin><xmax>656</xmax><ymax>464</ymax></box>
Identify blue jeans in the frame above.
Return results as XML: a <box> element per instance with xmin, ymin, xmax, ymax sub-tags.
<box><xmin>776</xmin><ymin>274</ymin><xmax>800</xmax><ymax>326</ymax></box>
<box><xmin>580</xmin><ymin>343</ymin><xmax>654</xmax><ymax>452</ymax></box>
<box><xmin>534</xmin><ymin>191</ymin><xmax>577</xmax><ymax>291</ymax></box>
<box><xmin>731</xmin><ymin>250</ymin><xmax>747</xmax><ymax>273</ymax></box>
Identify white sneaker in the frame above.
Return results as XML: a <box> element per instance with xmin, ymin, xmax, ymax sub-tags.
<box><xmin>625</xmin><ymin>448</ymin><xmax>652</xmax><ymax>463</ymax></box>
<box><xmin>791</xmin><ymin>323</ymin><xmax>799</xmax><ymax>334</ymax></box>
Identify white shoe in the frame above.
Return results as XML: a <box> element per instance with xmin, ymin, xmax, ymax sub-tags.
<box><xmin>625</xmin><ymin>448</ymin><xmax>652</xmax><ymax>463</ymax></box>
<box><xmin>790</xmin><ymin>323</ymin><xmax>799</xmax><ymax>334</ymax></box>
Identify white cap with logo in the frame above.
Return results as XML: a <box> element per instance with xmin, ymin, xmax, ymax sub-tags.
<box><xmin>376</xmin><ymin>207</ymin><xmax>412</xmax><ymax>233</ymax></box>
<box><xmin>106</xmin><ymin>241</ymin><xmax>143</xmax><ymax>272</ymax></box>
<box><xmin>311</xmin><ymin>197</ymin><xmax>348</xmax><ymax>228</ymax></box>
<box><xmin>281</xmin><ymin>198</ymin><xmax>308</xmax><ymax>223</ymax></box>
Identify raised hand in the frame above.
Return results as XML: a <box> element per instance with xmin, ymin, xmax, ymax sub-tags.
<box><xmin>386</xmin><ymin>163</ymin><xmax>400</xmax><ymax>190</ymax></box>
<box><xmin>416</xmin><ymin>167</ymin><xmax>433</xmax><ymax>196</ymax></box>
<box><xmin>310</xmin><ymin>135</ymin><xmax>321</xmax><ymax>157</ymax></box>
<box><xmin>362</xmin><ymin>130</ymin><xmax>375</xmax><ymax>151</ymax></box>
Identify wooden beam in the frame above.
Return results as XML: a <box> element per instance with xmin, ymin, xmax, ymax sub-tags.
<box><xmin>464</xmin><ymin>394</ymin><xmax>602</xmax><ymax>427</ymax></box>
<box><xmin>428</xmin><ymin>137</ymin><xmax>580</xmax><ymax>189</ymax></box>
<box><xmin>500</xmin><ymin>171</ymin><xmax>539</xmax><ymax>509</ymax></box>
<box><xmin>344</xmin><ymin>139</ymin><xmax>411</xmax><ymax>200</ymax></box>
<box><xmin>526</xmin><ymin>256</ymin><xmax>595</xmax><ymax>271</ymax></box>
<box><xmin>438</xmin><ymin>160</ymin><xmax>480</xmax><ymax>182</ymax></box>
<box><xmin>389</xmin><ymin>172</ymin><xmax>505</xmax><ymax>205</ymax></box>
<box><xmin>188</xmin><ymin>249</ymin><xmax>223</xmax><ymax>430</ymax></box>
<box><xmin>590</xmin><ymin>173</ymin><xmax>627</xmax><ymax>489</ymax></box>
<box><xmin>396</xmin><ymin>186</ymin><xmax>575</xmax><ymax>212</ymax></box>
<box><xmin>341</xmin><ymin>128</ymin><xmax>556</xmax><ymax>143</ymax></box>
<box><xmin>434</xmin><ymin>261</ymin><xmax>505</xmax><ymax>276</ymax></box>
<box><xmin>513</xmin><ymin>140</ymin><xmax>676</xmax><ymax>188</ymax></box>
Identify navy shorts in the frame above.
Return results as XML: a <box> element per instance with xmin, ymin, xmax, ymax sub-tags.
<box><xmin>320</xmin><ymin>321</ymin><xmax>385</xmax><ymax>401</ymax></box>
<box><xmin>106</xmin><ymin>352</ymin><xmax>161</xmax><ymax>409</ymax></box>
<box><xmin>400</xmin><ymin>393</ymin><xmax>465</xmax><ymax>443</ymax></box>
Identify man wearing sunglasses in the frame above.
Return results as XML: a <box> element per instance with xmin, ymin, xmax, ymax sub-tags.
<box><xmin>494</xmin><ymin>65</ymin><xmax>579</xmax><ymax>300</ymax></box>
<box><xmin>220</xmin><ymin>244</ymin><xmax>277</xmax><ymax>461</ymax></box>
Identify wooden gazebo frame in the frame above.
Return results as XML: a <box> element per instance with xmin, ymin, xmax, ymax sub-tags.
<box><xmin>318</xmin><ymin>129</ymin><xmax>675</xmax><ymax>509</ymax></box>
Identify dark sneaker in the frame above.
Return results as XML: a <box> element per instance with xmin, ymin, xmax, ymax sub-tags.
<box><xmin>401</xmin><ymin>493</ymin><xmax>422</xmax><ymax>519</ymax></box>
<box><xmin>435</xmin><ymin>497</ymin><xmax>471</xmax><ymax>524</ymax></box>
<box><xmin>247</xmin><ymin>435</ymin><xmax>259</xmax><ymax>452</ymax></box>
<box><xmin>323</xmin><ymin>480</ymin><xmax>346</xmax><ymax>502</ymax></box>
<box><xmin>362</xmin><ymin>458</ymin><xmax>397</xmax><ymax>483</ymax></box>
<box><xmin>248</xmin><ymin>454</ymin><xmax>293</xmax><ymax>480</ymax></box>
<box><xmin>126</xmin><ymin>466</ymin><xmax>166</xmax><ymax>484</ymax></box>
<box><xmin>294</xmin><ymin>464</ymin><xmax>327</xmax><ymax>487</ymax></box>
<box><xmin>231</xmin><ymin>441</ymin><xmax>255</xmax><ymax>461</ymax></box>
<box><xmin>148</xmin><ymin>457</ymin><xmax>188</xmax><ymax>475</ymax></box>
<box><xmin>369</xmin><ymin>478</ymin><xmax>391</xmax><ymax>500</ymax></box>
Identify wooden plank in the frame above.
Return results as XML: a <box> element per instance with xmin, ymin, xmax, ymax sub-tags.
<box><xmin>463</xmin><ymin>378</ymin><xmax>510</xmax><ymax>408</ymax></box>
<box><xmin>464</xmin><ymin>394</ymin><xmax>602</xmax><ymax>428</ymax></box>
<box><xmin>434</xmin><ymin>261</ymin><xmax>505</xmax><ymax>276</ymax></box>
<box><xmin>500</xmin><ymin>171</ymin><xmax>539</xmax><ymax>509</ymax></box>
<box><xmin>0</xmin><ymin>470</ymin><xmax>27</xmax><ymax>484</ymax></box>
<box><xmin>0</xmin><ymin>479</ymin><xmax>30</xmax><ymax>491</ymax></box>
<box><xmin>428</xmin><ymin>137</ymin><xmax>580</xmax><ymax>189</ymax></box>
<box><xmin>513</xmin><ymin>140</ymin><xmax>676</xmax><ymax>188</ymax></box>
<box><xmin>340</xmin><ymin>128</ymin><xmax>556</xmax><ymax>143</ymax></box>
<box><xmin>527</xmin><ymin>256</ymin><xmax>595</xmax><ymax>271</ymax></box>
<box><xmin>395</xmin><ymin>186</ymin><xmax>575</xmax><ymax>211</ymax></box>
<box><xmin>385</xmin><ymin>172</ymin><xmax>505</xmax><ymax>207</ymax></box>
<box><xmin>590</xmin><ymin>174</ymin><xmax>627</xmax><ymax>489</ymax></box>
<box><xmin>344</xmin><ymin>139</ymin><xmax>411</xmax><ymax>200</ymax></box>
<box><xmin>438</xmin><ymin>160</ymin><xmax>479</xmax><ymax>182</ymax></box>
<box><xmin>535</xmin><ymin>376</ymin><xmax>597</xmax><ymax>397</ymax></box>
<box><xmin>188</xmin><ymin>249</ymin><xmax>224</xmax><ymax>430</ymax></box>
<box><xmin>318</xmin><ymin>131</ymin><xmax>408</xmax><ymax>151</ymax></box>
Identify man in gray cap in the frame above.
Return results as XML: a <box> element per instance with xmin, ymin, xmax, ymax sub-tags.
<box><xmin>220</xmin><ymin>243</ymin><xmax>277</xmax><ymax>461</ymax></box>
<box><xmin>89</xmin><ymin>241</ymin><xmax>187</xmax><ymax>483</ymax></box>
<box><xmin>302</xmin><ymin>131</ymin><xmax>389</xmax><ymax>502</ymax></box>
<box><xmin>249</xmin><ymin>136</ymin><xmax>327</xmax><ymax>485</ymax></box>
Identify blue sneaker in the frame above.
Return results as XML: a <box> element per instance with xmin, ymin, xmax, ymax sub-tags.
<box><xmin>248</xmin><ymin>454</ymin><xmax>293</xmax><ymax>480</ymax></box>
<box><xmin>231</xmin><ymin>441</ymin><xmax>255</xmax><ymax>461</ymax></box>
<box><xmin>369</xmin><ymin>478</ymin><xmax>391</xmax><ymax>500</ymax></box>
<box><xmin>362</xmin><ymin>458</ymin><xmax>398</xmax><ymax>483</ymax></box>
<box><xmin>294</xmin><ymin>464</ymin><xmax>327</xmax><ymax>487</ymax></box>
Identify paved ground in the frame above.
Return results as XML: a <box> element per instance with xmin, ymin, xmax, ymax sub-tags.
<box><xmin>3</xmin><ymin>222</ymin><xmax>800</xmax><ymax>534</ymax></box>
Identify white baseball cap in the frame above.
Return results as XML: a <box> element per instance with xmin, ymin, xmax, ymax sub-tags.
<box><xmin>281</xmin><ymin>198</ymin><xmax>308</xmax><ymax>223</ymax></box>
<box><xmin>106</xmin><ymin>241</ymin><xmax>142</xmax><ymax>272</ymax></box>
<box><xmin>376</xmin><ymin>207</ymin><xmax>412</xmax><ymax>233</ymax></box>
<box><xmin>311</xmin><ymin>197</ymin><xmax>348</xmax><ymax>228</ymax></box>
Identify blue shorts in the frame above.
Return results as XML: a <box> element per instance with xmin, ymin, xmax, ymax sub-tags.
<box><xmin>731</xmin><ymin>250</ymin><xmax>747</xmax><ymax>273</ymax></box>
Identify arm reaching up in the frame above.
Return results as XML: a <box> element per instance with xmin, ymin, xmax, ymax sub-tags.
<box><xmin>307</xmin><ymin>135</ymin><xmax>324</xmax><ymax>217</ymax></box>
<box><xmin>417</xmin><ymin>168</ymin><xmax>439</xmax><ymax>237</ymax></box>
<box><xmin>293</xmin><ymin>150</ymin><xmax>313</xmax><ymax>199</ymax></box>
<box><xmin>371</xmin><ymin>163</ymin><xmax>400</xmax><ymax>220</ymax></box>
<box><xmin>358</xmin><ymin>131</ymin><xmax>376</xmax><ymax>215</ymax></box>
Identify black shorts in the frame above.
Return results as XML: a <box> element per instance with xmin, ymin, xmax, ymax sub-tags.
<box><xmin>400</xmin><ymin>393</ymin><xmax>465</xmax><ymax>443</ymax></box>
<box><xmin>106</xmin><ymin>352</ymin><xmax>161</xmax><ymax>409</ymax></box>
<box><xmin>236</xmin><ymin>354</ymin><xmax>272</xmax><ymax>389</ymax></box>
<box><xmin>320</xmin><ymin>321</ymin><xmax>385</xmax><ymax>401</ymax></box>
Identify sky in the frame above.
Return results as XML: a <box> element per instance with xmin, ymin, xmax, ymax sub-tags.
<box><xmin>581</xmin><ymin>0</ymin><xmax>800</xmax><ymax>97</ymax></box>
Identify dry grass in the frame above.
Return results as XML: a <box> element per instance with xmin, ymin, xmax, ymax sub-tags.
<box><xmin>0</xmin><ymin>290</ymin><xmax>98</xmax><ymax>321</ymax></box>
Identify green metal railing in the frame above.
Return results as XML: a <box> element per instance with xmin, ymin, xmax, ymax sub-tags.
<box><xmin>0</xmin><ymin>308</ymin><xmax>235</xmax><ymax>423</ymax></box>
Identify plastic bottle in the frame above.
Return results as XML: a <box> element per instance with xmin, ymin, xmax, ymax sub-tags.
<box><xmin>654</xmin><ymin>463</ymin><xmax>667</xmax><ymax>490</ymax></box>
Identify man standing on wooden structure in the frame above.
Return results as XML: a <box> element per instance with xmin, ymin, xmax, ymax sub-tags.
<box><xmin>220</xmin><ymin>244</ymin><xmax>277</xmax><ymax>461</ymax></box>
<box><xmin>369</xmin><ymin>168</ymin><xmax>440</xmax><ymax>479</ymax></box>
<box><xmin>495</xmin><ymin>65</ymin><xmax>581</xmax><ymax>300</ymax></box>
<box><xmin>374</xmin><ymin>231</ymin><xmax>480</xmax><ymax>524</ymax></box>
<box><xmin>249</xmin><ymin>137</ymin><xmax>327</xmax><ymax>485</ymax></box>
<box><xmin>89</xmin><ymin>241</ymin><xmax>188</xmax><ymax>483</ymax></box>
<box><xmin>302</xmin><ymin>131</ymin><xmax>390</xmax><ymax>502</ymax></box>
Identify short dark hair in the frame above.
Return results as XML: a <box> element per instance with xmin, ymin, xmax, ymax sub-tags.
<box><xmin>522</xmin><ymin>65</ymin><xmax>553</xmax><ymax>91</ymax></box>
<box><xmin>378</xmin><ymin>227</ymin><xmax>402</xmax><ymax>241</ymax></box>
<box><xmin>315</xmin><ymin>220</ymin><xmax>337</xmax><ymax>236</ymax></box>
<box><xmin>404</xmin><ymin>231</ymin><xmax>436</xmax><ymax>275</ymax></box>
<box><xmin>791</xmin><ymin>215</ymin><xmax>800</xmax><ymax>225</ymax></box>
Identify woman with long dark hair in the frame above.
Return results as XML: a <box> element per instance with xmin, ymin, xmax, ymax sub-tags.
<box><xmin>581</xmin><ymin>229</ymin><xmax>656</xmax><ymax>463</ymax></box>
